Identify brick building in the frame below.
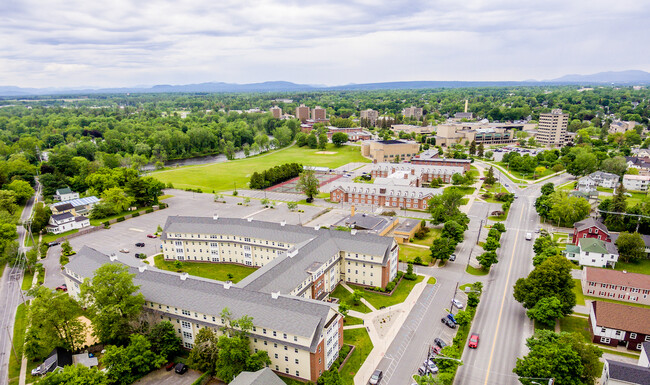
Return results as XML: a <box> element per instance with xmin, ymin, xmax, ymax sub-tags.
<box><xmin>329</xmin><ymin>182</ymin><xmax>441</xmax><ymax>210</ymax></box>
<box><xmin>589</xmin><ymin>301</ymin><xmax>650</xmax><ymax>351</ymax></box>
<box><xmin>370</xmin><ymin>163</ymin><xmax>465</xmax><ymax>185</ymax></box>
<box><xmin>582</xmin><ymin>267</ymin><xmax>650</xmax><ymax>306</ymax></box>
<box><xmin>572</xmin><ymin>218</ymin><xmax>611</xmax><ymax>245</ymax></box>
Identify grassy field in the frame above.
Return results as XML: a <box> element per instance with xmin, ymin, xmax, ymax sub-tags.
<box><xmin>40</xmin><ymin>229</ymin><xmax>79</xmax><ymax>245</ymax></box>
<box><xmin>614</xmin><ymin>259</ymin><xmax>650</xmax><ymax>275</ymax></box>
<box><xmin>153</xmin><ymin>255</ymin><xmax>257</xmax><ymax>283</ymax></box>
<box><xmin>466</xmin><ymin>265</ymin><xmax>489</xmax><ymax>276</ymax></box>
<box><xmin>410</xmin><ymin>227</ymin><xmax>441</xmax><ymax>247</ymax></box>
<box><xmin>152</xmin><ymin>144</ymin><xmax>370</xmax><ymax>192</ymax></box>
<box><xmin>559</xmin><ymin>316</ymin><xmax>591</xmax><ymax>341</ymax></box>
<box><xmin>330</xmin><ymin>285</ymin><xmax>371</xmax><ymax>313</ymax></box>
<box><xmin>445</xmin><ymin>186</ymin><xmax>476</xmax><ymax>196</ymax></box>
<box><xmin>496</xmin><ymin>162</ymin><xmax>554</xmax><ymax>180</ymax></box>
<box><xmin>399</xmin><ymin>245</ymin><xmax>432</xmax><ymax>265</ymax></box>
<box><xmin>344</xmin><ymin>316</ymin><xmax>364</xmax><ymax>326</ymax></box>
<box><xmin>8</xmin><ymin>302</ymin><xmax>28</xmax><ymax>385</ymax></box>
<box><xmin>340</xmin><ymin>328</ymin><xmax>373</xmax><ymax>385</ymax></box>
<box><xmin>349</xmin><ymin>275</ymin><xmax>424</xmax><ymax>309</ymax></box>
<box><xmin>573</xmin><ymin>279</ymin><xmax>585</xmax><ymax>306</ymax></box>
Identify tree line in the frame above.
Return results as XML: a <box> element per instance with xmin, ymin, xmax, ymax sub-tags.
<box><xmin>249</xmin><ymin>162</ymin><xmax>303</xmax><ymax>189</ymax></box>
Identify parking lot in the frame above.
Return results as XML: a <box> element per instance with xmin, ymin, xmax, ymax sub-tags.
<box><xmin>133</xmin><ymin>367</ymin><xmax>202</xmax><ymax>385</ymax></box>
<box><xmin>42</xmin><ymin>190</ymin><xmax>326</xmax><ymax>288</ymax></box>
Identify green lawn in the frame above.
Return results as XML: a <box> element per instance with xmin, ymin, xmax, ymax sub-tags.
<box><xmin>280</xmin><ymin>377</ymin><xmax>305</xmax><ymax>385</ymax></box>
<box><xmin>153</xmin><ymin>255</ymin><xmax>257</xmax><ymax>283</ymax></box>
<box><xmin>572</xmin><ymin>279</ymin><xmax>585</xmax><ymax>306</ymax></box>
<box><xmin>399</xmin><ymin>245</ymin><xmax>432</xmax><ymax>265</ymax></box>
<box><xmin>330</xmin><ymin>285</ymin><xmax>371</xmax><ymax>313</ymax></box>
<box><xmin>41</xmin><ymin>229</ymin><xmax>79</xmax><ymax>245</ymax></box>
<box><xmin>8</xmin><ymin>302</ymin><xmax>28</xmax><ymax>385</ymax></box>
<box><xmin>584</xmin><ymin>295</ymin><xmax>650</xmax><ymax>309</ymax></box>
<box><xmin>21</xmin><ymin>270</ymin><xmax>34</xmax><ymax>291</ymax></box>
<box><xmin>410</xmin><ymin>227</ymin><xmax>441</xmax><ymax>247</ymax></box>
<box><xmin>349</xmin><ymin>275</ymin><xmax>424</xmax><ymax>309</ymax></box>
<box><xmin>427</xmin><ymin>277</ymin><xmax>437</xmax><ymax>285</ymax></box>
<box><xmin>152</xmin><ymin>144</ymin><xmax>370</xmax><ymax>192</ymax></box>
<box><xmin>466</xmin><ymin>265</ymin><xmax>489</xmax><ymax>276</ymax></box>
<box><xmin>344</xmin><ymin>316</ymin><xmax>364</xmax><ymax>326</ymax></box>
<box><xmin>553</xmin><ymin>233</ymin><xmax>569</xmax><ymax>242</ymax></box>
<box><xmin>559</xmin><ymin>316</ymin><xmax>591</xmax><ymax>342</ymax></box>
<box><xmin>482</xmin><ymin>182</ymin><xmax>507</xmax><ymax>194</ymax></box>
<box><xmin>340</xmin><ymin>328</ymin><xmax>373</xmax><ymax>385</ymax></box>
<box><xmin>444</xmin><ymin>186</ymin><xmax>476</xmax><ymax>196</ymax></box>
<box><xmin>159</xmin><ymin>194</ymin><xmax>174</xmax><ymax>200</ymax></box>
<box><xmin>558</xmin><ymin>181</ymin><xmax>576</xmax><ymax>191</ymax></box>
<box><xmin>496</xmin><ymin>162</ymin><xmax>554</xmax><ymax>180</ymax></box>
<box><xmin>614</xmin><ymin>259</ymin><xmax>650</xmax><ymax>275</ymax></box>
<box><xmin>89</xmin><ymin>206</ymin><xmax>155</xmax><ymax>226</ymax></box>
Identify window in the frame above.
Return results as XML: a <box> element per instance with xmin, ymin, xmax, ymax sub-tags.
<box><xmin>273</xmin><ymin>331</ymin><xmax>277</xmax><ymax>337</ymax></box>
<box><xmin>296</xmin><ymin>371</ymin><xmax>300</xmax><ymax>377</ymax></box>
<box><xmin>295</xmin><ymin>358</ymin><xmax>299</xmax><ymax>364</ymax></box>
<box><xmin>182</xmin><ymin>331</ymin><xmax>193</xmax><ymax>339</ymax></box>
<box><xmin>283</xmin><ymin>333</ymin><xmax>287</xmax><ymax>339</ymax></box>
<box><xmin>294</xmin><ymin>336</ymin><xmax>298</xmax><ymax>342</ymax></box>
<box><xmin>181</xmin><ymin>321</ymin><xmax>191</xmax><ymax>329</ymax></box>
<box><xmin>284</xmin><ymin>356</ymin><xmax>288</xmax><ymax>362</ymax></box>
<box><xmin>638</xmin><ymin>343</ymin><xmax>643</xmax><ymax>350</ymax></box>
<box><xmin>294</xmin><ymin>348</ymin><xmax>298</xmax><ymax>353</ymax></box>
<box><xmin>645</xmin><ymin>335</ymin><xmax>650</xmax><ymax>342</ymax></box>
<box><xmin>284</xmin><ymin>345</ymin><xmax>287</xmax><ymax>351</ymax></box>
<box><xmin>182</xmin><ymin>310</ymin><xmax>190</xmax><ymax>316</ymax></box>
<box><xmin>630</xmin><ymin>333</ymin><xmax>637</xmax><ymax>339</ymax></box>
<box><xmin>274</xmin><ymin>343</ymin><xmax>277</xmax><ymax>348</ymax></box>
<box><xmin>274</xmin><ymin>353</ymin><xmax>278</xmax><ymax>359</ymax></box>
<box><xmin>601</xmin><ymin>337</ymin><xmax>610</xmax><ymax>343</ymax></box>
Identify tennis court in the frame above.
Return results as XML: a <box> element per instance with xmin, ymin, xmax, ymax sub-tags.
<box><xmin>267</xmin><ymin>172</ymin><xmax>343</xmax><ymax>194</ymax></box>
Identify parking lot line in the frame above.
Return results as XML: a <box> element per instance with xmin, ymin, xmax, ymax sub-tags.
<box><xmin>129</xmin><ymin>228</ymin><xmax>144</xmax><ymax>232</ymax></box>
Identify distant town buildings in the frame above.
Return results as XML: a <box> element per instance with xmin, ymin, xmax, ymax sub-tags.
<box><xmin>295</xmin><ymin>104</ymin><xmax>310</xmax><ymax>122</ymax></box>
<box><xmin>311</xmin><ymin>106</ymin><xmax>326</xmax><ymax>120</ymax></box>
<box><xmin>433</xmin><ymin>122</ymin><xmax>524</xmax><ymax>147</ymax></box>
<box><xmin>609</xmin><ymin>120</ymin><xmax>638</xmax><ymax>134</ymax></box>
<box><xmin>577</xmin><ymin>171</ymin><xmax>620</xmax><ymax>193</ymax></box>
<box><xmin>360</xmin><ymin>109</ymin><xmax>379</xmax><ymax>126</ymax></box>
<box><xmin>401</xmin><ymin>106</ymin><xmax>423</xmax><ymax>120</ymax></box>
<box><xmin>391</xmin><ymin>124</ymin><xmax>435</xmax><ymax>135</ymax></box>
<box><xmin>410</xmin><ymin>154</ymin><xmax>472</xmax><ymax>173</ymax></box>
<box><xmin>361</xmin><ymin>140</ymin><xmax>420</xmax><ymax>162</ymax></box>
<box><xmin>270</xmin><ymin>106</ymin><xmax>282</xmax><ymax>119</ymax></box>
<box><xmin>326</xmin><ymin>127</ymin><xmax>372</xmax><ymax>142</ymax></box>
<box><xmin>536</xmin><ymin>109</ymin><xmax>569</xmax><ymax>147</ymax></box>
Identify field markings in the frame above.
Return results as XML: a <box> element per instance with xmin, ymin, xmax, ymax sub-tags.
<box><xmin>129</xmin><ymin>228</ymin><xmax>144</xmax><ymax>232</ymax></box>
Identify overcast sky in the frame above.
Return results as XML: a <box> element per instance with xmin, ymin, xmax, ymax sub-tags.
<box><xmin>1</xmin><ymin>0</ymin><xmax>648</xmax><ymax>88</ymax></box>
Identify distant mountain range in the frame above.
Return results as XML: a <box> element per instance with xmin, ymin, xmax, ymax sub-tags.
<box><xmin>1</xmin><ymin>70</ymin><xmax>649</xmax><ymax>97</ymax></box>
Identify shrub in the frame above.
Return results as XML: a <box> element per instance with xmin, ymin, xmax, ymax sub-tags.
<box><xmin>413</xmin><ymin>256</ymin><xmax>424</xmax><ymax>265</ymax></box>
<box><xmin>117</xmin><ymin>216</ymin><xmax>125</xmax><ymax>222</ymax></box>
<box><xmin>386</xmin><ymin>281</ymin><xmax>396</xmax><ymax>292</ymax></box>
<box><xmin>132</xmin><ymin>212</ymin><xmax>140</xmax><ymax>217</ymax></box>
<box><xmin>102</xmin><ymin>221</ymin><xmax>110</xmax><ymax>227</ymax></box>
<box><xmin>232</xmin><ymin>190</ymin><xmax>239</xmax><ymax>196</ymax></box>
<box><xmin>60</xmin><ymin>254</ymin><xmax>70</xmax><ymax>265</ymax></box>
<box><xmin>145</xmin><ymin>208</ymin><xmax>154</xmax><ymax>213</ymax></box>
<box><xmin>249</xmin><ymin>163</ymin><xmax>303</xmax><ymax>189</ymax></box>
<box><xmin>381</xmin><ymin>211</ymin><xmax>397</xmax><ymax>217</ymax></box>
<box><xmin>166</xmin><ymin>182</ymin><xmax>174</xmax><ymax>189</ymax></box>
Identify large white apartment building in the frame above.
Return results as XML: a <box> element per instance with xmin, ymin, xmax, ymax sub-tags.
<box><xmin>623</xmin><ymin>174</ymin><xmax>650</xmax><ymax>192</ymax></box>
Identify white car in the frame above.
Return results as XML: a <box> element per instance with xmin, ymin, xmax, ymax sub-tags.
<box><xmin>525</xmin><ymin>233</ymin><xmax>532</xmax><ymax>241</ymax></box>
<box><xmin>452</xmin><ymin>299</ymin><xmax>464</xmax><ymax>309</ymax></box>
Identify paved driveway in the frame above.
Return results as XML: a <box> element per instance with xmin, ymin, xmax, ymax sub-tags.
<box><xmin>133</xmin><ymin>368</ymin><xmax>202</xmax><ymax>385</ymax></box>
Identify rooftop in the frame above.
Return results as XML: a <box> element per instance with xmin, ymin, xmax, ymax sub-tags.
<box><xmin>605</xmin><ymin>359</ymin><xmax>650</xmax><ymax>384</ymax></box>
<box><xmin>56</xmin><ymin>187</ymin><xmax>74</xmax><ymax>195</ymax></box>
<box><xmin>592</xmin><ymin>301</ymin><xmax>650</xmax><ymax>335</ymax></box>
<box><xmin>52</xmin><ymin>196</ymin><xmax>100</xmax><ymax>208</ymax></box>
<box><xmin>578</xmin><ymin>238</ymin><xmax>615</xmax><ymax>254</ymax></box>
<box><xmin>377</xmin><ymin>140</ymin><xmax>410</xmax><ymax>145</ymax></box>
<box><xmin>230</xmin><ymin>368</ymin><xmax>285</xmax><ymax>385</ymax></box>
<box><xmin>584</xmin><ymin>267</ymin><xmax>650</xmax><ymax>290</ymax></box>
<box><xmin>574</xmin><ymin>217</ymin><xmax>609</xmax><ymax>234</ymax></box>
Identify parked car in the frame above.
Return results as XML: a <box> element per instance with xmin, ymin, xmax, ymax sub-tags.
<box><xmin>135</xmin><ymin>242</ymin><xmax>145</xmax><ymax>247</ymax></box>
<box><xmin>165</xmin><ymin>362</ymin><xmax>175</xmax><ymax>371</ymax></box>
<box><xmin>447</xmin><ymin>313</ymin><xmax>458</xmax><ymax>324</ymax></box>
<box><xmin>135</xmin><ymin>253</ymin><xmax>147</xmax><ymax>259</ymax></box>
<box><xmin>55</xmin><ymin>284</ymin><xmax>67</xmax><ymax>292</ymax></box>
<box><xmin>119</xmin><ymin>248</ymin><xmax>129</xmax><ymax>253</ymax></box>
<box><xmin>174</xmin><ymin>363</ymin><xmax>188</xmax><ymax>374</ymax></box>
<box><xmin>449</xmin><ymin>253</ymin><xmax>456</xmax><ymax>262</ymax></box>
<box><xmin>48</xmin><ymin>241</ymin><xmax>60</xmax><ymax>247</ymax></box>
<box><xmin>425</xmin><ymin>359</ymin><xmax>439</xmax><ymax>374</ymax></box>
<box><xmin>434</xmin><ymin>338</ymin><xmax>447</xmax><ymax>349</ymax></box>
<box><xmin>417</xmin><ymin>364</ymin><xmax>428</xmax><ymax>376</ymax></box>
<box><xmin>369</xmin><ymin>369</ymin><xmax>383</xmax><ymax>384</ymax></box>
<box><xmin>525</xmin><ymin>232</ymin><xmax>532</xmax><ymax>241</ymax></box>
<box><xmin>430</xmin><ymin>345</ymin><xmax>441</xmax><ymax>356</ymax></box>
<box><xmin>441</xmin><ymin>317</ymin><xmax>457</xmax><ymax>328</ymax></box>
<box><xmin>468</xmin><ymin>333</ymin><xmax>480</xmax><ymax>348</ymax></box>
<box><xmin>452</xmin><ymin>299</ymin><xmax>464</xmax><ymax>309</ymax></box>
<box><xmin>146</xmin><ymin>234</ymin><xmax>157</xmax><ymax>238</ymax></box>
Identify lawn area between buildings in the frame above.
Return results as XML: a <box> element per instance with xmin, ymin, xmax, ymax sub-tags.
<box><xmin>340</xmin><ymin>328</ymin><xmax>373</xmax><ymax>385</ymax></box>
<box><xmin>573</xmin><ymin>279</ymin><xmax>585</xmax><ymax>306</ymax></box>
<box><xmin>153</xmin><ymin>255</ymin><xmax>257</xmax><ymax>283</ymax></box>
<box><xmin>344</xmin><ymin>316</ymin><xmax>364</xmax><ymax>326</ymax></box>
<box><xmin>410</xmin><ymin>227</ymin><xmax>441</xmax><ymax>247</ymax></box>
<box><xmin>399</xmin><ymin>244</ymin><xmax>432</xmax><ymax>265</ymax></box>
<box><xmin>330</xmin><ymin>285</ymin><xmax>371</xmax><ymax>313</ymax></box>
<box><xmin>152</xmin><ymin>144</ymin><xmax>370</xmax><ymax>192</ymax></box>
<box><xmin>349</xmin><ymin>275</ymin><xmax>424</xmax><ymax>309</ymax></box>
<box><xmin>8</xmin><ymin>302</ymin><xmax>28</xmax><ymax>385</ymax></box>
<box><xmin>21</xmin><ymin>270</ymin><xmax>34</xmax><ymax>291</ymax></box>
<box><xmin>614</xmin><ymin>259</ymin><xmax>650</xmax><ymax>275</ymax></box>
<box><xmin>559</xmin><ymin>316</ymin><xmax>591</xmax><ymax>342</ymax></box>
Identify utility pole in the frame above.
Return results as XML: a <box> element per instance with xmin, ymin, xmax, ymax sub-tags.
<box><xmin>6</xmin><ymin>326</ymin><xmax>19</xmax><ymax>365</ymax></box>
<box><xmin>476</xmin><ymin>219</ymin><xmax>484</xmax><ymax>245</ymax></box>
<box><xmin>450</xmin><ymin>282</ymin><xmax>459</xmax><ymax>313</ymax></box>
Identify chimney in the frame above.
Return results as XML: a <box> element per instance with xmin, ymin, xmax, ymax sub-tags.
<box><xmin>213</xmin><ymin>214</ymin><xmax>219</xmax><ymax>220</ymax></box>
<box><xmin>247</xmin><ymin>217</ymin><xmax>253</xmax><ymax>222</ymax></box>
<box><xmin>271</xmin><ymin>292</ymin><xmax>280</xmax><ymax>299</ymax></box>
<box><xmin>281</xmin><ymin>220</ymin><xmax>286</xmax><ymax>227</ymax></box>
<box><xmin>351</xmin><ymin>205</ymin><xmax>355</xmax><ymax>217</ymax></box>
<box><xmin>180</xmin><ymin>272</ymin><xmax>189</xmax><ymax>281</ymax></box>
<box><xmin>138</xmin><ymin>265</ymin><xmax>147</xmax><ymax>272</ymax></box>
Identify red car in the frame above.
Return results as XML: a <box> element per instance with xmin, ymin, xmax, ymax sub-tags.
<box><xmin>147</xmin><ymin>234</ymin><xmax>157</xmax><ymax>239</ymax></box>
<box><xmin>55</xmin><ymin>284</ymin><xmax>67</xmax><ymax>292</ymax></box>
<box><xmin>468</xmin><ymin>333</ymin><xmax>480</xmax><ymax>348</ymax></box>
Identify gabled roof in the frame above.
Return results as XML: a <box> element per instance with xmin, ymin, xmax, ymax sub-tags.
<box><xmin>574</xmin><ymin>217</ymin><xmax>609</xmax><ymax>234</ymax></box>
<box><xmin>606</xmin><ymin>359</ymin><xmax>650</xmax><ymax>384</ymax></box>
<box><xmin>56</xmin><ymin>187</ymin><xmax>74</xmax><ymax>195</ymax></box>
<box><xmin>230</xmin><ymin>368</ymin><xmax>285</xmax><ymax>385</ymax></box>
<box><xmin>583</xmin><ymin>267</ymin><xmax>650</xmax><ymax>290</ymax></box>
<box><xmin>52</xmin><ymin>196</ymin><xmax>100</xmax><ymax>208</ymax></box>
<box><xmin>53</xmin><ymin>203</ymin><xmax>74</xmax><ymax>211</ymax></box>
<box><xmin>51</xmin><ymin>212</ymin><xmax>74</xmax><ymax>222</ymax></box>
<box><xmin>579</xmin><ymin>238</ymin><xmax>612</xmax><ymax>254</ymax></box>
<box><xmin>592</xmin><ymin>301</ymin><xmax>650</xmax><ymax>335</ymax></box>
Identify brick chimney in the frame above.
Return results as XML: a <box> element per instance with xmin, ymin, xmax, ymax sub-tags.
<box><xmin>351</xmin><ymin>205</ymin><xmax>355</xmax><ymax>217</ymax></box>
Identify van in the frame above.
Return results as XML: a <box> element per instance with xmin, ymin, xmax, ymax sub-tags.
<box><xmin>525</xmin><ymin>232</ymin><xmax>532</xmax><ymax>241</ymax></box>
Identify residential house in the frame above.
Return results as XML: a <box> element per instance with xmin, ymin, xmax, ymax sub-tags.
<box><xmin>572</xmin><ymin>218</ymin><xmax>611</xmax><ymax>245</ymax></box>
<box><xmin>54</xmin><ymin>187</ymin><xmax>79</xmax><ymax>202</ymax></box>
<box><xmin>329</xmin><ymin>182</ymin><xmax>441</xmax><ymax>211</ymax></box>
<box><xmin>64</xmin><ymin>246</ymin><xmax>344</xmax><ymax>383</ymax></box>
<box><xmin>623</xmin><ymin>174</ymin><xmax>650</xmax><ymax>192</ymax></box>
<box><xmin>563</xmin><ymin>238</ymin><xmax>618</xmax><ymax>268</ymax></box>
<box><xmin>581</xmin><ymin>267</ymin><xmax>650</xmax><ymax>306</ymax></box>
<box><xmin>589</xmin><ymin>301</ymin><xmax>650</xmax><ymax>351</ymax></box>
<box><xmin>231</xmin><ymin>368</ymin><xmax>285</xmax><ymax>385</ymax></box>
<box><xmin>577</xmin><ymin>176</ymin><xmax>597</xmax><ymax>193</ymax></box>
<box><xmin>601</xmin><ymin>359</ymin><xmax>650</xmax><ymax>385</ymax></box>
<box><xmin>46</xmin><ymin>212</ymin><xmax>90</xmax><ymax>234</ymax></box>
<box><xmin>31</xmin><ymin>348</ymin><xmax>73</xmax><ymax>376</ymax></box>
<box><xmin>590</xmin><ymin>171</ymin><xmax>620</xmax><ymax>189</ymax></box>
<box><xmin>625</xmin><ymin>157</ymin><xmax>650</xmax><ymax>175</ymax></box>
<box><xmin>51</xmin><ymin>196</ymin><xmax>100</xmax><ymax>217</ymax></box>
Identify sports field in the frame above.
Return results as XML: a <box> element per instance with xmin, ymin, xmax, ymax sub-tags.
<box><xmin>152</xmin><ymin>144</ymin><xmax>369</xmax><ymax>192</ymax></box>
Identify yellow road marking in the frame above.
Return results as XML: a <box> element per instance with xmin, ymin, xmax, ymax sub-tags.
<box><xmin>483</xmin><ymin>202</ymin><xmax>526</xmax><ymax>385</ymax></box>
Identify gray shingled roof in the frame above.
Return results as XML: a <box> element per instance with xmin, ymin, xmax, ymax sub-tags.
<box><xmin>574</xmin><ymin>217</ymin><xmax>609</xmax><ymax>234</ymax></box>
<box><xmin>66</xmin><ymin>246</ymin><xmax>335</xmax><ymax>349</ymax></box>
<box><xmin>230</xmin><ymin>368</ymin><xmax>285</xmax><ymax>385</ymax></box>
<box><xmin>51</xmin><ymin>212</ymin><xmax>74</xmax><ymax>221</ymax></box>
<box><xmin>606</xmin><ymin>359</ymin><xmax>650</xmax><ymax>384</ymax></box>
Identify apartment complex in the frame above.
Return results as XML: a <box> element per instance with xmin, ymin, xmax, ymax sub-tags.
<box><xmin>401</xmin><ymin>106</ymin><xmax>423</xmax><ymax>120</ymax></box>
<box><xmin>581</xmin><ymin>267</ymin><xmax>650</xmax><ymax>306</ymax></box>
<box><xmin>360</xmin><ymin>109</ymin><xmax>379</xmax><ymax>126</ymax></box>
<box><xmin>360</xmin><ymin>140</ymin><xmax>420</xmax><ymax>162</ymax></box>
<box><xmin>63</xmin><ymin>246</ymin><xmax>343</xmax><ymax>382</ymax></box>
<box><xmin>329</xmin><ymin>182</ymin><xmax>441</xmax><ymax>210</ymax></box>
<box><xmin>433</xmin><ymin>122</ymin><xmax>525</xmax><ymax>147</ymax></box>
<box><xmin>296</xmin><ymin>104</ymin><xmax>310</xmax><ymax>122</ymax></box>
<box><xmin>311</xmin><ymin>106</ymin><xmax>326</xmax><ymax>121</ymax></box>
<box><xmin>589</xmin><ymin>301</ymin><xmax>650</xmax><ymax>351</ymax></box>
<box><xmin>537</xmin><ymin>109</ymin><xmax>569</xmax><ymax>147</ymax></box>
<box><xmin>161</xmin><ymin>216</ymin><xmax>399</xmax><ymax>292</ymax></box>
<box><xmin>371</xmin><ymin>163</ymin><xmax>465</xmax><ymax>185</ymax></box>
<box><xmin>270</xmin><ymin>106</ymin><xmax>282</xmax><ymax>119</ymax></box>
<box><xmin>623</xmin><ymin>174</ymin><xmax>650</xmax><ymax>191</ymax></box>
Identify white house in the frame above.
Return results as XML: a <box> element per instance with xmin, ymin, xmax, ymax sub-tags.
<box><xmin>623</xmin><ymin>174</ymin><xmax>650</xmax><ymax>192</ymax></box>
<box><xmin>589</xmin><ymin>171</ymin><xmax>620</xmax><ymax>189</ymax></box>
<box><xmin>563</xmin><ymin>238</ymin><xmax>619</xmax><ymax>268</ymax></box>
<box><xmin>46</xmin><ymin>212</ymin><xmax>90</xmax><ymax>234</ymax></box>
<box><xmin>577</xmin><ymin>176</ymin><xmax>597</xmax><ymax>193</ymax></box>
<box><xmin>54</xmin><ymin>187</ymin><xmax>79</xmax><ymax>202</ymax></box>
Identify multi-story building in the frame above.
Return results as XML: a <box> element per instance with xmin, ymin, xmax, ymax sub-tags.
<box><xmin>589</xmin><ymin>301</ymin><xmax>650</xmax><ymax>351</ymax></box>
<box><xmin>329</xmin><ymin>182</ymin><xmax>441</xmax><ymax>210</ymax></box>
<box><xmin>623</xmin><ymin>174</ymin><xmax>650</xmax><ymax>192</ymax></box>
<box><xmin>401</xmin><ymin>106</ymin><xmax>423</xmax><ymax>120</ymax></box>
<box><xmin>311</xmin><ymin>106</ymin><xmax>326</xmax><ymax>121</ymax></box>
<box><xmin>410</xmin><ymin>154</ymin><xmax>472</xmax><ymax>172</ymax></box>
<box><xmin>270</xmin><ymin>106</ymin><xmax>282</xmax><ymax>119</ymax></box>
<box><xmin>360</xmin><ymin>109</ymin><xmax>379</xmax><ymax>126</ymax></box>
<box><xmin>572</xmin><ymin>218</ymin><xmax>611</xmax><ymax>245</ymax></box>
<box><xmin>63</xmin><ymin>246</ymin><xmax>344</xmax><ymax>382</ymax></box>
<box><xmin>51</xmin><ymin>196</ymin><xmax>100</xmax><ymax>217</ymax></box>
<box><xmin>160</xmin><ymin>216</ymin><xmax>398</xmax><ymax>292</ymax></box>
<box><xmin>433</xmin><ymin>123</ymin><xmax>521</xmax><ymax>147</ymax></box>
<box><xmin>391</xmin><ymin>124</ymin><xmax>435</xmax><ymax>135</ymax></box>
<box><xmin>326</xmin><ymin>127</ymin><xmax>372</xmax><ymax>142</ymax></box>
<box><xmin>563</xmin><ymin>238</ymin><xmax>619</xmax><ymax>268</ymax></box>
<box><xmin>54</xmin><ymin>187</ymin><xmax>80</xmax><ymax>202</ymax></box>
<box><xmin>296</xmin><ymin>104</ymin><xmax>310</xmax><ymax>122</ymax></box>
<box><xmin>370</xmin><ymin>163</ymin><xmax>465</xmax><ymax>185</ymax></box>
<box><xmin>581</xmin><ymin>267</ymin><xmax>650</xmax><ymax>306</ymax></box>
<box><xmin>46</xmin><ymin>212</ymin><xmax>90</xmax><ymax>234</ymax></box>
<box><xmin>537</xmin><ymin>109</ymin><xmax>569</xmax><ymax>147</ymax></box>
<box><xmin>360</xmin><ymin>140</ymin><xmax>420</xmax><ymax>162</ymax></box>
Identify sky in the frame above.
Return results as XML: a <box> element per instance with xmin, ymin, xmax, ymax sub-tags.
<box><xmin>1</xmin><ymin>0</ymin><xmax>649</xmax><ymax>88</ymax></box>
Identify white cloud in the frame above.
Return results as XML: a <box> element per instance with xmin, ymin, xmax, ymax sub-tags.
<box><xmin>0</xmin><ymin>0</ymin><xmax>648</xmax><ymax>87</ymax></box>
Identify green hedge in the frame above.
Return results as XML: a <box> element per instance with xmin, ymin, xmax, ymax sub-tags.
<box><xmin>146</xmin><ymin>208</ymin><xmax>154</xmax><ymax>213</ymax></box>
<box><xmin>132</xmin><ymin>212</ymin><xmax>140</xmax><ymax>217</ymax></box>
<box><xmin>117</xmin><ymin>217</ymin><xmax>125</xmax><ymax>222</ymax></box>
<box><xmin>190</xmin><ymin>372</ymin><xmax>211</xmax><ymax>385</ymax></box>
